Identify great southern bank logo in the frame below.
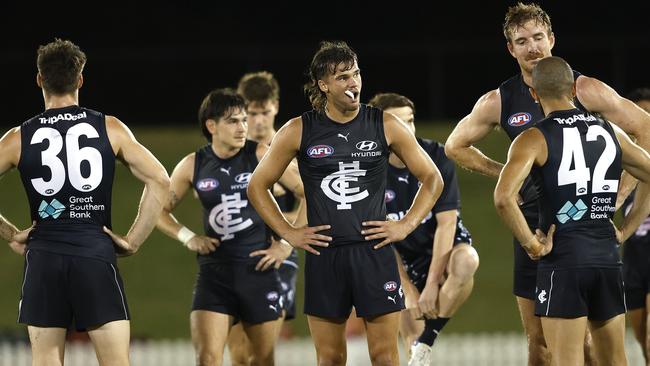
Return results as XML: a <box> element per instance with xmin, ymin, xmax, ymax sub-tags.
<box><xmin>556</xmin><ymin>199</ymin><xmax>587</xmax><ymax>224</ymax></box>
<box><xmin>508</xmin><ymin>112</ymin><xmax>532</xmax><ymax>127</ymax></box>
<box><xmin>38</xmin><ymin>199</ymin><xmax>66</xmax><ymax>219</ymax></box>
<box><xmin>307</xmin><ymin>145</ymin><xmax>334</xmax><ymax>158</ymax></box>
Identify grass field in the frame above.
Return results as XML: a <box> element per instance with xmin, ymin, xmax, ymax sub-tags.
<box><xmin>0</xmin><ymin>122</ymin><xmax>518</xmax><ymax>339</ymax></box>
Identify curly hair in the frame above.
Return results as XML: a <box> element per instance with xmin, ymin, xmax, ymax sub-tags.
<box><xmin>303</xmin><ymin>41</ymin><xmax>357</xmax><ymax>112</ymax></box>
<box><xmin>503</xmin><ymin>3</ymin><xmax>552</xmax><ymax>42</ymax></box>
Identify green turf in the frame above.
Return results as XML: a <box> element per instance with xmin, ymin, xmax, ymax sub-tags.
<box><xmin>0</xmin><ymin>123</ymin><xmax>524</xmax><ymax>339</ymax></box>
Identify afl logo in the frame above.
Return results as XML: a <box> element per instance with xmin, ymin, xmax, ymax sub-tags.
<box><xmin>197</xmin><ymin>178</ymin><xmax>219</xmax><ymax>192</ymax></box>
<box><xmin>385</xmin><ymin>189</ymin><xmax>396</xmax><ymax>203</ymax></box>
<box><xmin>356</xmin><ymin>140</ymin><xmax>378</xmax><ymax>151</ymax></box>
<box><xmin>307</xmin><ymin>145</ymin><xmax>334</xmax><ymax>158</ymax></box>
<box><xmin>234</xmin><ymin>172</ymin><xmax>252</xmax><ymax>184</ymax></box>
<box><xmin>384</xmin><ymin>281</ymin><xmax>398</xmax><ymax>292</ymax></box>
<box><xmin>82</xmin><ymin>184</ymin><xmax>92</xmax><ymax>191</ymax></box>
<box><xmin>508</xmin><ymin>112</ymin><xmax>532</xmax><ymax>127</ymax></box>
<box><xmin>266</xmin><ymin>291</ymin><xmax>279</xmax><ymax>301</ymax></box>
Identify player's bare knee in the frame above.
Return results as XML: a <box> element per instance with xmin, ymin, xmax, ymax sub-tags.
<box><xmin>450</xmin><ymin>245</ymin><xmax>479</xmax><ymax>282</ymax></box>
<box><xmin>316</xmin><ymin>350</ymin><xmax>346</xmax><ymax>366</ymax></box>
<box><xmin>195</xmin><ymin>348</ymin><xmax>223</xmax><ymax>366</ymax></box>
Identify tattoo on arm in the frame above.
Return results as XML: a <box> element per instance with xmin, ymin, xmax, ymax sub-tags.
<box><xmin>169</xmin><ymin>191</ymin><xmax>180</xmax><ymax>209</ymax></box>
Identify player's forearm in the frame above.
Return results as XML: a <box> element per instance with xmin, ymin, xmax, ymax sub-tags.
<box><xmin>291</xmin><ymin>198</ymin><xmax>307</xmax><ymax>228</ymax></box>
<box><xmin>427</xmin><ymin>222</ymin><xmax>455</xmax><ymax>285</ymax></box>
<box><xmin>156</xmin><ymin>210</ymin><xmax>187</xmax><ymax>242</ymax></box>
<box><xmin>616</xmin><ymin>170</ymin><xmax>638</xmax><ymax>211</ymax></box>
<box><xmin>401</xmin><ymin>174</ymin><xmax>442</xmax><ymax>234</ymax></box>
<box><xmin>494</xmin><ymin>194</ymin><xmax>534</xmax><ymax>246</ymax></box>
<box><xmin>126</xmin><ymin>178</ymin><xmax>169</xmax><ymax>248</ymax></box>
<box><xmin>620</xmin><ymin>182</ymin><xmax>650</xmax><ymax>241</ymax></box>
<box><xmin>0</xmin><ymin>214</ymin><xmax>19</xmax><ymax>242</ymax></box>
<box><xmin>248</xmin><ymin>183</ymin><xmax>294</xmax><ymax>237</ymax></box>
<box><xmin>447</xmin><ymin>145</ymin><xmax>503</xmax><ymax>178</ymax></box>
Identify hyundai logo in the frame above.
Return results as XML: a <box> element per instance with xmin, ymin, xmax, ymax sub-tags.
<box><xmin>234</xmin><ymin>172</ymin><xmax>252</xmax><ymax>184</ymax></box>
<box><xmin>356</xmin><ymin>140</ymin><xmax>378</xmax><ymax>151</ymax></box>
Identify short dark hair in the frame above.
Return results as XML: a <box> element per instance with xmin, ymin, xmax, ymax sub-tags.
<box><xmin>237</xmin><ymin>71</ymin><xmax>280</xmax><ymax>105</ymax></box>
<box><xmin>37</xmin><ymin>38</ymin><xmax>87</xmax><ymax>95</ymax></box>
<box><xmin>531</xmin><ymin>56</ymin><xmax>574</xmax><ymax>100</ymax></box>
<box><xmin>503</xmin><ymin>3</ymin><xmax>552</xmax><ymax>43</ymax></box>
<box><xmin>198</xmin><ymin>88</ymin><xmax>246</xmax><ymax>142</ymax></box>
<box><xmin>304</xmin><ymin>41</ymin><xmax>358</xmax><ymax>112</ymax></box>
<box><xmin>626</xmin><ymin>88</ymin><xmax>650</xmax><ymax>103</ymax></box>
<box><xmin>368</xmin><ymin>93</ymin><xmax>416</xmax><ymax>116</ymax></box>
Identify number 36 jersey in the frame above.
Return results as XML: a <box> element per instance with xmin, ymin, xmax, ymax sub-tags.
<box><xmin>534</xmin><ymin>108</ymin><xmax>622</xmax><ymax>269</ymax></box>
<box><xmin>298</xmin><ymin>105</ymin><xmax>388</xmax><ymax>247</ymax></box>
<box><xmin>18</xmin><ymin>105</ymin><xmax>117</xmax><ymax>262</ymax></box>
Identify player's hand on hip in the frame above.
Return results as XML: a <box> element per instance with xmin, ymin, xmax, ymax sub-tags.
<box><xmin>610</xmin><ymin>220</ymin><xmax>624</xmax><ymax>244</ymax></box>
<box><xmin>8</xmin><ymin>221</ymin><xmax>35</xmax><ymax>256</ymax></box>
<box><xmin>103</xmin><ymin>226</ymin><xmax>137</xmax><ymax>257</ymax></box>
<box><xmin>185</xmin><ymin>235</ymin><xmax>219</xmax><ymax>255</ymax></box>
<box><xmin>362</xmin><ymin>220</ymin><xmax>409</xmax><ymax>249</ymax></box>
<box><xmin>526</xmin><ymin>225</ymin><xmax>555</xmax><ymax>260</ymax></box>
<box><xmin>249</xmin><ymin>237</ymin><xmax>292</xmax><ymax>271</ymax></box>
<box><xmin>418</xmin><ymin>282</ymin><xmax>440</xmax><ymax>319</ymax></box>
<box><xmin>283</xmin><ymin>225</ymin><xmax>331</xmax><ymax>255</ymax></box>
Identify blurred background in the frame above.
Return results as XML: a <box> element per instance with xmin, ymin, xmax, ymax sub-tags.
<box><xmin>1</xmin><ymin>1</ymin><xmax>650</xmax><ymax>364</ymax></box>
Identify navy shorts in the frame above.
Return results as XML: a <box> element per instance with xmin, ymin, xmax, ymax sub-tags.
<box><xmin>278</xmin><ymin>258</ymin><xmax>298</xmax><ymax>320</ymax></box>
<box><xmin>397</xmin><ymin>219</ymin><xmax>473</xmax><ymax>291</ymax></box>
<box><xmin>535</xmin><ymin>268</ymin><xmax>626</xmax><ymax>320</ymax></box>
<box><xmin>304</xmin><ymin>243</ymin><xmax>404</xmax><ymax>319</ymax></box>
<box><xmin>192</xmin><ymin>260</ymin><xmax>282</xmax><ymax>324</ymax></box>
<box><xmin>18</xmin><ymin>250</ymin><xmax>130</xmax><ymax>331</ymax></box>
<box><xmin>623</xmin><ymin>238</ymin><xmax>650</xmax><ymax>310</ymax></box>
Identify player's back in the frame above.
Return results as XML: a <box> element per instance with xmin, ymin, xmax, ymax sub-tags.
<box><xmin>534</xmin><ymin>108</ymin><xmax>621</xmax><ymax>270</ymax></box>
<box><xmin>18</xmin><ymin>105</ymin><xmax>117</xmax><ymax>262</ymax></box>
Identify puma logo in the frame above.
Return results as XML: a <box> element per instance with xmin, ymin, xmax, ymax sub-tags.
<box><xmin>387</xmin><ymin>295</ymin><xmax>397</xmax><ymax>304</ymax></box>
<box><xmin>220</xmin><ymin>167</ymin><xmax>231</xmax><ymax>176</ymax></box>
<box><xmin>398</xmin><ymin>176</ymin><xmax>409</xmax><ymax>184</ymax></box>
<box><xmin>269</xmin><ymin>304</ymin><xmax>278</xmax><ymax>312</ymax></box>
<box><xmin>337</xmin><ymin>133</ymin><xmax>350</xmax><ymax>142</ymax></box>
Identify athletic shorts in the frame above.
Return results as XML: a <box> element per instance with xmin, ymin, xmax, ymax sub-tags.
<box><xmin>192</xmin><ymin>260</ymin><xmax>282</xmax><ymax>324</ymax></box>
<box><xmin>304</xmin><ymin>243</ymin><xmax>404</xmax><ymax>319</ymax></box>
<box><xmin>535</xmin><ymin>267</ymin><xmax>626</xmax><ymax>320</ymax></box>
<box><xmin>398</xmin><ymin>221</ymin><xmax>473</xmax><ymax>291</ymax></box>
<box><xmin>623</xmin><ymin>238</ymin><xmax>650</xmax><ymax>310</ymax></box>
<box><xmin>278</xmin><ymin>259</ymin><xmax>298</xmax><ymax>320</ymax></box>
<box><xmin>18</xmin><ymin>249</ymin><xmax>130</xmax><ymax>331</ymax></box>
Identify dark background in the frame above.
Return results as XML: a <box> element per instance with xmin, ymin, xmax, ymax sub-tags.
<box><xmin>1</xmin><ymin>1</ymin><xmax>650</xmax><ymax>127</ymax></box>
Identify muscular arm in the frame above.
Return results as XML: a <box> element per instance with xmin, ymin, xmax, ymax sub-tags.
<box><xmin>249</xmin><ymin>120</ymin><xmax>302</xmax><ymax>237</ymax></box>
<box><xmin>156</xmin><ymin>154</ymin><xmax>196</xmax><ymax>240</ymax></box>
<box><xmin>577</xmin><ymin>76</ymin><xmax>650</xmax><ymax>203</ymax></box>
<box><xmin>494</xmin><ymin>128</ymin><xmax>547</xmax><ymax>255</ymax></box>
<box><xmin>255</xmin><ymin>144</ymin><xmax>306</xmax><ymax>227</ymax></box>
<box><xmin>0</xmin><ymin>127</ymin><xmax>26</xmax><ymax>248</ymax></box>
<box><xmin>385</xmin><ymin>113</ymin><xmax>442</xmax><ymax>235</ymax></box>
<box><xmin>445</xmin><ymin>90</ymin><xmax>504</xmax><ymax>178</ymax></box>
<box><xmin>106</xmin><ymin>116</ymin><xmax>170</xmax><ymax>251</ymax></box>
<box><xmin>612</xmin><ymin>125</ymin><xmax>650</xmax><ymax>241</ymax></box>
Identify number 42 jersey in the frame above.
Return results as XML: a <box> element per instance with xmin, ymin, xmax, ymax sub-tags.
<box><xmin>534</xmin><ymin>108</ymin><xmax>622</xmax><ymax>270</ymax></box>
<box><xmin>18</xmin><ymin>105</ymin><xmax>117</xmax><ymax>262</ymax></box>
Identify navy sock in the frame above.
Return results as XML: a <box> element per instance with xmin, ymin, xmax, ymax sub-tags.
<box><xmin>417</xmin><ymin>317</ymin><xmax>450</xmax><ymax>346</ymax></box>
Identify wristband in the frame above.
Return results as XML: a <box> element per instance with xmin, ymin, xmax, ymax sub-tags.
<box><xmin>177</xmin><ymin>226</ymin><xmax>197</xmax><ymax>246</ymax></box>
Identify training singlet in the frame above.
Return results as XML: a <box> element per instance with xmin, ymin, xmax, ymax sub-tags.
<box><xmin>499</xmin><ymin>71</ymin><xmax>583</xmax><ymax>217</ymax></box>
<box><xmin>623</xmin><ymin>191</ymin><xmax>650</xmax><ymax>241</ymax></box>
<box><xmin>534</xmin><ymin>109</ymin><xmax>621</xmax><ymax>269</ymax></box>
<box><xmin>298</xmin><ymin>104</ymin><xmax>388</xmax><ymax>246</ymax></box>
<box><xmin>193</xmin><ymin>140</ymin><xmax>268</xmax><ymax>264</ymax></box>
<box><xmin>386</xmin><ymin>138</ymin><xmax>461</xmax><ymax>254</ymax></box>
<box><xmin>18</xmin><ymin>105</ymin><xmax>117</xmax><ymax>263</ymax></box>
